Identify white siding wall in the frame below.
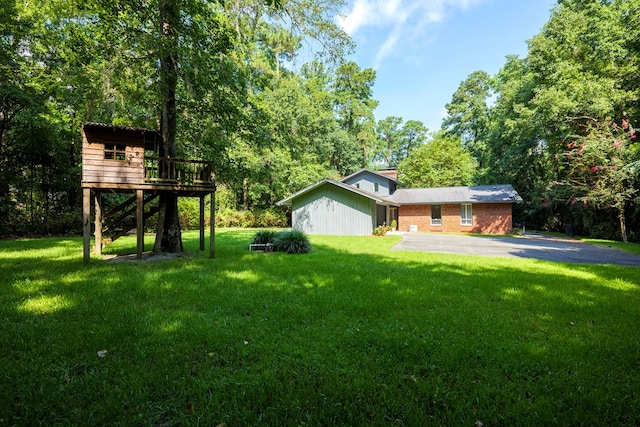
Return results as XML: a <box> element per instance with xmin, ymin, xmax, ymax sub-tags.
<box><xmin>292</xmin><ymin>184</ymin><xmax>374</xmax><ymax>235</ymax></box>
<box><xmin>342</xmin><ymin>171</ymin><xmax>395</xmax><ymax>196</ymax></box>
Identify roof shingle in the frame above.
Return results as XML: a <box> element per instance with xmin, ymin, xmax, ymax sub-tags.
<box><xmin>390</xmin><ymin>184</ymin><xmax>522</xmax><ymax>204</ymax></box>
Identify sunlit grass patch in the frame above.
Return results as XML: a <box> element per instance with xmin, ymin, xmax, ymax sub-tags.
<box><xmin>18</xmin><ymin>294</ymin><xmax>74</xmax><ymax>315</ymax></box>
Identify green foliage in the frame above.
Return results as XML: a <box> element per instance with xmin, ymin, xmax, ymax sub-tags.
<box><xmin>439</xmin><ymin>0</ymin><xmax>640</xmax><ymax>239</ymax></box>
<box><xmin>251</xmin><ymin>228</ymin><xmax>311</xmax><ymax>254</ymax></box>
<box><xmin>390</xmin><ymin>219</ymin><xmax>397</xmax><ymax>229</ymax></box>
<box><xmin>372</xmin><ymin>116</ymin><xmax>428</xmax><ymax>168</ymax></box>
<box><xmin>10</xmin><ymin>0</ymin><xmax>640</xmax><ymax>246</ymax></box>
<box><xmin>177</xmin><ymin>198</ymin><xmax>203</xmax><ymax>230</ymax></box>
<box><xmin>398</xmin><ymin>131</ymin><xmax>477</xmax><ymax>188</ymax></box>
<box><xmin>442</xmin><ymin>70</ymin><xmax>493</xmax><ymax>164</ymax></box>
<box><xmin>272</xmin><ymin>229</ymin><xmax>311</xmax><ymax>254</ymax></box>
<box><xmin>372</xmin><ymin>225</ymin><xmax>391</xmax><ymax>236</ymax></box>
<box><xmin>216</xmin><ymin>208</ymin><xmax>288</xmax><ymax>228</ymax></box>
<box><xmin>1</xmin><ymin>0</ymin><xmax>370</xmax><ymax>237</ymax></box>
<box><xmin>251</xmin><ymin>229</ymin><xmax>280</xmax><ymax>245</ymax></box>
<box><xmin>333</xmin><ymin>61</ymin><xmax>379</xmax><ymax>169</ymax></box>
<box><xmin>552</xmin><ymin>120</ymin><xmax>640</xmax><ymax>242</ymax></box>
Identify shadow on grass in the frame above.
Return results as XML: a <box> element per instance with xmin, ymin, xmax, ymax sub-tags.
<box><xmin>1</xmin><ymin>230</ymin><xmax>639</xmax><ymax>426</ymax></box>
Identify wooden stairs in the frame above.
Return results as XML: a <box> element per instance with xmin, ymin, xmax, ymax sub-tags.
<box><xmin>101</xmin><ymin>193</ymin><xmax>160</xmax><ymax>247</ymax></box>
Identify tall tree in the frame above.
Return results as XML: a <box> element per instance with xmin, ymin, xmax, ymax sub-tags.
<box><xmin>552</xmin><ymin>120</ymin><xmax>640</xmax><ymax>242</ymax></box>
<box><xmin>154</xmin><ymin>0</ymin><xmax>182</xmax><ymax>252</ymax></box>
<box><xmin>374</xmin><ymin>116</ymin><xmax>403</xmax><ymax>168</ymax></box>
<box><xmin>0</xmin><ymin>0</ymin><xmax>32</xmax><ymax>231</ymax></box>
<box><xmin>333</xmin><ymin>61</ymin><xmax>379</xmax><ymax>168</ymax></box>
<box><xmin>442</xmin><ymin>70</ymin><xmax>493</xmax><ymax>168</ymax></box>
<box><xmin>481</xmin><ymin>0</ymin><xmax>640</xmax><ymax>234</ymax></box>
<box><xmin>397</xmin><ymin>132</ymin><xmax>477</xmax><ymax>188</ymax></box>
<box><xmin>373</xmin><ymin>117</ymin><xmax>427</xmax><ymax>168</ymax></box>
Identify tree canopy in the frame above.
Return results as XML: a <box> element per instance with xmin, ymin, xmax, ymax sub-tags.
<box><xmin>441</xmin><ymin>0</ymin><xmax>640</xmax><ymax>241</ymax></box>
<box><xmin>4</xmin><ymin>0</ymin><xmax>640</xmax><ymax>243</ymax></box>
<box><xmin>397</xmin><ymin>132</ymin><xmax>477</xmax><ymax>188</ymax></box>
<box><xmin>0</xmin><ymin>0</ymin><xmax>426</xmax><ymax>238</ymax></box>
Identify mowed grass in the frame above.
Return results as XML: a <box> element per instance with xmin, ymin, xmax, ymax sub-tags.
<box><xmin>581</xmin><ymin>238</ymin><xmax>640</xmax><ymax>255</ymax></box>
<box><xmin>1</xmin><ymin>230</ymin><xmax>640</xmax><ymax>426</ymax></box>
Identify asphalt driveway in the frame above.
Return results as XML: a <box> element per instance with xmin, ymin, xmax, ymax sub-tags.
<box><xmin>391</xmin><ymin>232</ymin><xmax>640</xmax><ymax>266</ymax></box>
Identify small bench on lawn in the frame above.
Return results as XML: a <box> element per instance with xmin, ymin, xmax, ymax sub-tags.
<box><xmin>249</xmin><ymin>243</ymin><xmax>273</xmax><ymax>252</ymax></box>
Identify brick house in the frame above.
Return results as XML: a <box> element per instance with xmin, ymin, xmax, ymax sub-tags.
<box><xmin>277</xmin><ymin>169</ymin><xmax>522</xmax><ymax>235</ymax></box>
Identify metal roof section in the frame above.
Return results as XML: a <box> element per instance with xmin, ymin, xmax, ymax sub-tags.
<box><xmin>390</xmin><ymin>184</ymin><xmax>522</xmax><ymax>205</ymax></box>
<box><xmin>276</xmin><ymin>178</ymin><xmax>397</xmax><ymax>206</ymax></box>
<box><xmin>340</xmin><ymin>168</ymin><xmax>398</xmax><ymax>184</ymax></box>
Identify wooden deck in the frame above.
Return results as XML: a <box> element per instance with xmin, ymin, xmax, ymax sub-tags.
<box><xmin>83</xmin><ymin>157</ymin><xmax>215</xmax><ymax>193</ymax></box>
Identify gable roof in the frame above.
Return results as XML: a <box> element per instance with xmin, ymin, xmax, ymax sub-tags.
<box><xmin>341</xmin><ymin>168</ymin><xmax>398</xmax><ymax>184</ymax></box>
<box><xmin>276</xmin><ymin>178</ymin><xmax>396</xmax><ymax>207</ymax></box>
<box><xmin>390</xmin><ymin>184</ymin><xmax>522</xmax><ymax>205</ymax></box>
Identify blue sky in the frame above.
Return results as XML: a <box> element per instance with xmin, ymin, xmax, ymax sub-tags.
<box><xmin>334</xmin><ymin>0</ymin><xmax>557</xmax><ymax>133</ymax></box>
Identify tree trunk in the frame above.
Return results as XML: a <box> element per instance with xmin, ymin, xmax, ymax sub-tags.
<box><xmin>243</xmin><ymin>177</ymin><xmax>249</xmax><ymax>210</ymax></box>
<box><xmin>619</xmin><ymin>207</ymin><xmax>628</xmax><ymax>243</ymax></box>
<box><xmin>155</xmin><ymin>192</ymin><xmax>183</xmax><ymax>252</ymax></box>
<box><xmin>154</xmin><ymin>0</ymin><xmax>183</xmax><ymax>253</ymax></box>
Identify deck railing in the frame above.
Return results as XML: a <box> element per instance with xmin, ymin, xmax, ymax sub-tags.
<box><xmin>144</xmin><ymin>157</ymin><xmax>214</xmax><ymax>186</ymax></box>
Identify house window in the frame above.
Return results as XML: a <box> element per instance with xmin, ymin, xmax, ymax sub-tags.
<box><xmin>374</xmin><ymin>182</ymin><xmax>379</xmax><ymax>192</ymax></box>
<box><xmin>105</xmin><ymin>142</ymin><xmax>126</xmax><ymax>161</ymax></box>
<box><xmin>461</xmin><ymin>203</ymin><xmax>473</xmax><ymax>226</ymax></box>
<box><xmin>356</xmin><ymin>183</ymin><xmax>360</xmax><ymax>189</ymax></box>
<box><xmin>431</xmin><ymin>204</ymin><xmax>442</xmax><ymax>225</ymax></box>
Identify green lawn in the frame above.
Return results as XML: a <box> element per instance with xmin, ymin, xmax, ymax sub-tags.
<box><xmin>1</xmin><ymin>230</ymin><xmax>639</xmax><ymax>426</ymax></box>
<box><xmin>580</xmin><ymin>238</ymin><xmax>640</xmax><ymax>255</ymax></box>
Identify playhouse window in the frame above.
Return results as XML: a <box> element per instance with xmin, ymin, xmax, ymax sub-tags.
<box><xmin>104</xmin><ymin>142</ymin><xmax>126</xmax><ymax>161</ymax></box>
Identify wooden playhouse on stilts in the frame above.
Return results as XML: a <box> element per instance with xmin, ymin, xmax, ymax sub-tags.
<box><xmin>81</xmin><ymin>122</ymin><xmax>216</xmax><ymax>264</ymax></box>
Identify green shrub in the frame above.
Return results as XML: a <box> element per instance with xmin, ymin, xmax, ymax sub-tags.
<box><xmin>511</xmin><ymin>227</ymin><xmax>524</xmax><ymax>236</ymax></box>
<box><xmin>272</xmin><ymin>229</ymin><xmax>311</xmax><ymax>254</ymax></box>
<box><xmin>216</xmin><ymin>208</ymin><xmax>287</xmax><ymax>228</ymax></box>
<box><xmin>251</xmin><ymin>229</ymin><xmax>280</xmax><ymax>245</ymax></box>
<box><xmin>390</xmin><ymin>219</ymin><xmax>397</xmax><ymax>229</ymax></box>
<box><xmin>178</xmin><ymin>198</ymin><xmax>202</xmax><ymax>230</ymax></box>
<box><xmin>256</xmin><ymin>209</ymin><xmax>288</xmax><ymax>228</ymax></box>
<box><xmin>373</xmin><ymin>225</ymin><xmax>391</xmax><ymax>236</ymax></box>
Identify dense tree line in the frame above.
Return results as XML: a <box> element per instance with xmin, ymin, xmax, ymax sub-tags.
<box><xmin>2</xmin><ymin>0</ymin><xmax>639</xmax><ymax>243</ymax></box>
<box><xmin>441</xmin><ymin>0</ymin><xmax>640</xmax><ymax>242</ymax></box>
<box><xmin>0</xmin><ymin>0</ymin><xmax>427</xmax><ymax>238</ymax></box>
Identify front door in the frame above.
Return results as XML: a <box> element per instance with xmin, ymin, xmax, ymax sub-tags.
<box><xmin>376</xmin><ymin>204</ymin><xmax>387</xmax><ymax>227</ymax></box>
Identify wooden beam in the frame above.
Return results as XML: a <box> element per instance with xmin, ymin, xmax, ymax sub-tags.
<box><xmin>210</xmin><ymin>191</ymin><xmax>215</xmax><ymax>259</ymax></box>
<box><xmin>136</xmin><ymin>189</ymin><xmax>144</xmax><ymax>260</ymax></box>
<box><xmin>94</xmin><ymin>191</ymin><xmax>102</xmax><ymax>256</ymax></box>
<box><xmin>199</xmin><ymin>194</ymin><xmax>205</xmax><ymax>252</ymax></box>
<box><xmin>83</xmin><ymin>188</ymin><xmax>91</xmax><ymax>265</ymax></box>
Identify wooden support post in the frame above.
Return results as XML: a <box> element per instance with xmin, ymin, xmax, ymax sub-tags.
<box><xmin>94</xmin><ymin>191</ymin><xmax>102</xmax><ymax>256</ymax></box>
<box><xmin>210</xmin><ymin>191</ymin><xmax>215</xmax><ymax>259</ymax></box>
<box><xmin>199</xmin><ymin>194</ymin><xmax>205</xmax><ymax>252</ymax></box>
<box><xmin>83</xmin><ymin>188</ymin><xmax>91</xmax><ymax>265</ymax></box>
<box><xmin>136</xmin><ymin>189</ymin><xmax>144</xmax><ymax>260</ymax></box>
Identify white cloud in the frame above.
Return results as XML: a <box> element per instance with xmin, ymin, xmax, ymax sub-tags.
<box><xmin>338</xmin><ymin>0</ymin><xmax>487</xmax><ymax>67</ymax></box>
